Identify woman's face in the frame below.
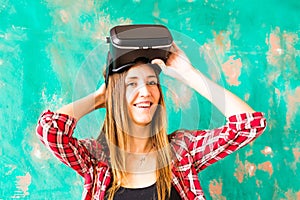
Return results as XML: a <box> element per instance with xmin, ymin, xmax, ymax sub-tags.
<box><xmin>125</xmin><ymin>64</ymin><xmax>160</xmax><ymax>126</ymax></box>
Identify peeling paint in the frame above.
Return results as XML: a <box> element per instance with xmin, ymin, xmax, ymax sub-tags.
<box><xmin>209</xmin><ymin>179</ymin><xmax>226</xmax><ymax>199</ymax></box>
<box><xmin>274</xmin><ymin>88</ymin><xmax>281</xmax><ymax>107</ymax></box>
<box><xmin>221</xmin><ymin>56</ymin><xmax>242</xmax><ymax>86</ymax></box>
<box><xmin>201</xmin><ymin>30</ymin><xmax>243</xmax><ymax>86</ymax></box>
<box><xmin>266</xmin><ymin>27</ymin><xmax>299</xmax><ymax>85</ymax></box>
<box><xmin>200</xmin><ymin>43</ymin><xmax>222</xmax><ymax>82</ymax></box>
<box><xmin>234</xmin><ymin>154</ymin><xmax>245</xmax><ymax>183</ymax></box>
<box><xmin>266</xmin><ymin>27</ymin><xmax>299</xmax><ymax>70</ymax></box>
<box><xmin>245</xmin><ymin>149</ymin><xmax>253</xmax><ymax>157</ymax></box>
<box><xmin>285</xmin><ymin>87</ymin><xmax>300</xmax><ymax>131</ymax></box>
<box><xmin>261</xmin><ymin>146</ymin><xmax>273</xmax><ymax>157</ymax></box>
<box><xmin>59</xmin><ymin>9</ymin><xmax>69</xmax><ymax>23</ymax></box>
<box><xmin>234</xmin><ymin>155</ymin><xmax>276</xmax><ymax>183</ymax></box>
<box><xmin>245</xmin><ymin>161</ymin><xmax>257</xmax><ymax>177</ymax></box>
<box><xmin>244</xmin><ymin>93</ymin><xmax>250</xmax><ymax>101</ymax></box>
<box><xmin>290</xmin><ymin>146</ymin><xmax>300</xmax><ymax>172</ymax></box>
<box><xmin>293</xmin><ymin>148</ymin><xmax>300</xmax><ymax>162</ymax></box>
<box><xmin>234</xmin><ymin>155</ymin><xmax>258</xmax><ymax>183</ymax></box>
<box><xmin>5</xmin><ymin>165</ymin><xmax>17</xmax><ymax>176</ymax></box>
<box><xmin>258</xmin><ymin>161</ymin><xmax>273</xmax><ymax>177</ymax></box>
<box><xmin>213</xmin><ymin>31</ymin><xmax>231</xmax><ymax>55</ymax></box>
<box><xmin>13</xmin><ymin>172</ymin><xmax>31</xmax><ymax>198</ymax></box>
<box><xmin>165</xmin><ymin>80</ymin><xmax>193</xmax><ymax>111</ymax></box>
<box><xmin>200</xmin><ymin>30</ymin><xmax>233</xmax><ymax>84</ymax></box>
<box><xmin>30</xmin><ymin>142</ymin><xmax>51</xmax><ymax>161</ymax></box>
<box><xmin>256</xmin><ymin>179</ymin><xmax>262</xmax><ymax>188</ymax></box>
<box><xmin>284</xmin><ymin>189</ymin><xmax>300</xmax><ymax>200</ymax></box>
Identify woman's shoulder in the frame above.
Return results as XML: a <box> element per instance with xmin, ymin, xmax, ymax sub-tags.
<box><xmin>79</xmin><ymin>136</ymin><xmax>110</xmax><ymax>164</ymax></box>
<box><xmin>168</xmin><ymin>129</ymin><xmax>207</xmax><ymax>149</ymax></box>
<box><xmin>168</xmin><ymin>129</ymin><xmax>207</xmax><ymax>140</ymax></box>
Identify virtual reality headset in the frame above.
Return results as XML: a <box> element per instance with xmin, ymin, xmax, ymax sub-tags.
<box><xmin>105</xmin><ymin>24</ymin><xmax>173</xmax><ymax>85</ymax></box>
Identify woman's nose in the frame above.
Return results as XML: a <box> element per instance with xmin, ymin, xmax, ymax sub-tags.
<box><xmin>138</xmin><ymin>84</ymin><xmax>150</xmax><ymax>97</ymax></box>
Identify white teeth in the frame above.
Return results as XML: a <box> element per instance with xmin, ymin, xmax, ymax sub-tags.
<box><xmin>135</xmin><ymin>102</ymin><xmax>151</xmax><ymax>108</ymax></box>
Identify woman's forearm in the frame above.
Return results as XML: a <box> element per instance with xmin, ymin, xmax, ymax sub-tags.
<box><xmin>56</xmin><ymin>84</ymin><xmax>106</xmax><ymax>120</ymax></box>
<box><xmin>153</xmin><ymin>45</ymin><xmax>255</xmax><ymax>117</ymax></box>
<box><xmin>183</xmin><ymin>67</ymin><xmax>254</xmax><ymax>117</ymax></box>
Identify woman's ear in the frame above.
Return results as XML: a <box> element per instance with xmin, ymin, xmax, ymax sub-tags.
<box><xmin>103</xmin><ymin>68</ymin><xmax>107</xmax><ymax>79</ymax></box>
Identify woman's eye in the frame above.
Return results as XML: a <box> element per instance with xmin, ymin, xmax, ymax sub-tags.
<box><xmin>147</xmin><ymin>81</ymin><xmax>158</xmax><ymax>85</ymax></box>
<box><xmin>127</xmin><ymin>82</ymin><xmax>137</xmax><ymax>87</ymax></box>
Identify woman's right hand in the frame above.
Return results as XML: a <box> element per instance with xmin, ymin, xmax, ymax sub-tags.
<box><xmin>56</xmin><ymin>83</ymin><xmax>106</xmax><ymax>120</ymax></box>
<box><xmin>94</xmin><ymin>83</ymin><xmax>106</xmax><ymax>109</ymax></box>
<box><xmin>152</xmin><ymin>43</ymin><xmax>194</xmax><ymax>84</ymax></box>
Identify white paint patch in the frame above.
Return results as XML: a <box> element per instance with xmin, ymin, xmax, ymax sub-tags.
<box><xmin>276</xmin><ymin>48</ymin><xmax>283</xmax><ymax>55</ymax></box>
<box><xmin>33</xmin><ymin>144</ymin><xmax>42</xmax><ymax>159</ymax></box>
<box><xmin>261</xmin><ymin>146</ymin><xmax>273</xmax><ymax>157</ymax></box>
<box><xmin>59</xmin><ymin>9</ymin><xmax>69</xmax><ymax>23</ymax></box>
<box><xmin>5</xmin><ymin>164</ymin><xmax>17</xmax><ymax>175</ymax></box>
<box><xmin>30</xmin><ymin>141</ymin><xmax>51</xmax><ymax>162</ymax></box>
<box><xmin>248</xmin><ymin>165</ymin><xmax>255</xmax><ymax>176</ymax></box>
<box><xmin>264</xmin><ymin>146</ymin><xmax>273</xmax><ymax>154</ymax></box>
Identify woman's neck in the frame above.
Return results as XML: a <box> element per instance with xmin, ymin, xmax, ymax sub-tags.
<box><xmin>127</xmin><ymin>122</ymin><xmax>152</xmax><ymax>153</ymax></box>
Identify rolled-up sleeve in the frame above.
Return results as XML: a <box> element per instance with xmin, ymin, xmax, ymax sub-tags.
<box><xmin>36</xmin><ymin>110</ymin><xmax>95</xmax><ymax>177</ymax></box>
<box><xmin>186</xmin><ymin>112</ymin><xmax>267</xmax><ymax>172</ymax></box>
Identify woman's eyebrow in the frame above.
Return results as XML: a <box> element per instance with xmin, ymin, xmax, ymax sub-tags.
<box><xmin>126</xmin><ymin>76</ymin><xmax>138</xmax><ymax>80</ymax></box>
<box><xmin>147</xmin><ymin>75</ymin><xmax>157</xmax><ymax>79</ymax></box>
<box><xmin>126</xmin><ymin>75</ymin><xmax>157</xmax><ymax>80</ymax></box>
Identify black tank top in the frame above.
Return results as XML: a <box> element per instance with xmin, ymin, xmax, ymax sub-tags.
<box><xmin>105</xmin><ymin>183</ymin><xmax>181</xmax><ymax>200</ymax></box>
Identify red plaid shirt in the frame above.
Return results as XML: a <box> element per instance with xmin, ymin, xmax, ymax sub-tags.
<box><xmin>36</xmin><ymin>110</ymin><xmax>266</xmax><ymax>200</ymax></box>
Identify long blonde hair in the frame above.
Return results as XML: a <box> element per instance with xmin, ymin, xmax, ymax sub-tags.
<box><xmin>99</xmin><ymin>64</ymin><xmax>172</xmax><ymax>200</ymax></box>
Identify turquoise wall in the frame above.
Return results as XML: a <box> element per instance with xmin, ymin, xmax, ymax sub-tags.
<box><xmin>1</xmin><ymin>0</ymin><xmax>299</xmax><ymax>199</ymax></box>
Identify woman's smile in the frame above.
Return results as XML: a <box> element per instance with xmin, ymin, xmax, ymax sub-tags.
<box><xmin>134</xmin><ymin>101</ymin><xmax>153</xmax><ymax>110</ymax></box>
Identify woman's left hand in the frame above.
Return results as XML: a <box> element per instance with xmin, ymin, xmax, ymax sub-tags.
<box><xmin>151</xmin><ymin>43</ymin><xmax>194</xmax><ymax>83</ymax></box>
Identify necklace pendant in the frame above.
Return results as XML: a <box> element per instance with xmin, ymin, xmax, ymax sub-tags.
<box><xmin>140</xmin><ymin>157</ymin><xmax>146</xmax><ymax>165</ymax></box>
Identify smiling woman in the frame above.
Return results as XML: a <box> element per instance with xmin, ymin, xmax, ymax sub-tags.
<box><xmin>35</xmin><ymin>24</ymin><xmax>267</xmax><ymax>200</ymax></box>
<box><xmin>103</xmin><ymin>60</ymin><xmax>173</xmax><ymax>200</ymax></box>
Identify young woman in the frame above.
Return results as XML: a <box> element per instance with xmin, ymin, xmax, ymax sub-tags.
<box><xmin>36</xmin><ymin>43</ymin><xmax>267</xmax><ymax>200</ymax></box>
